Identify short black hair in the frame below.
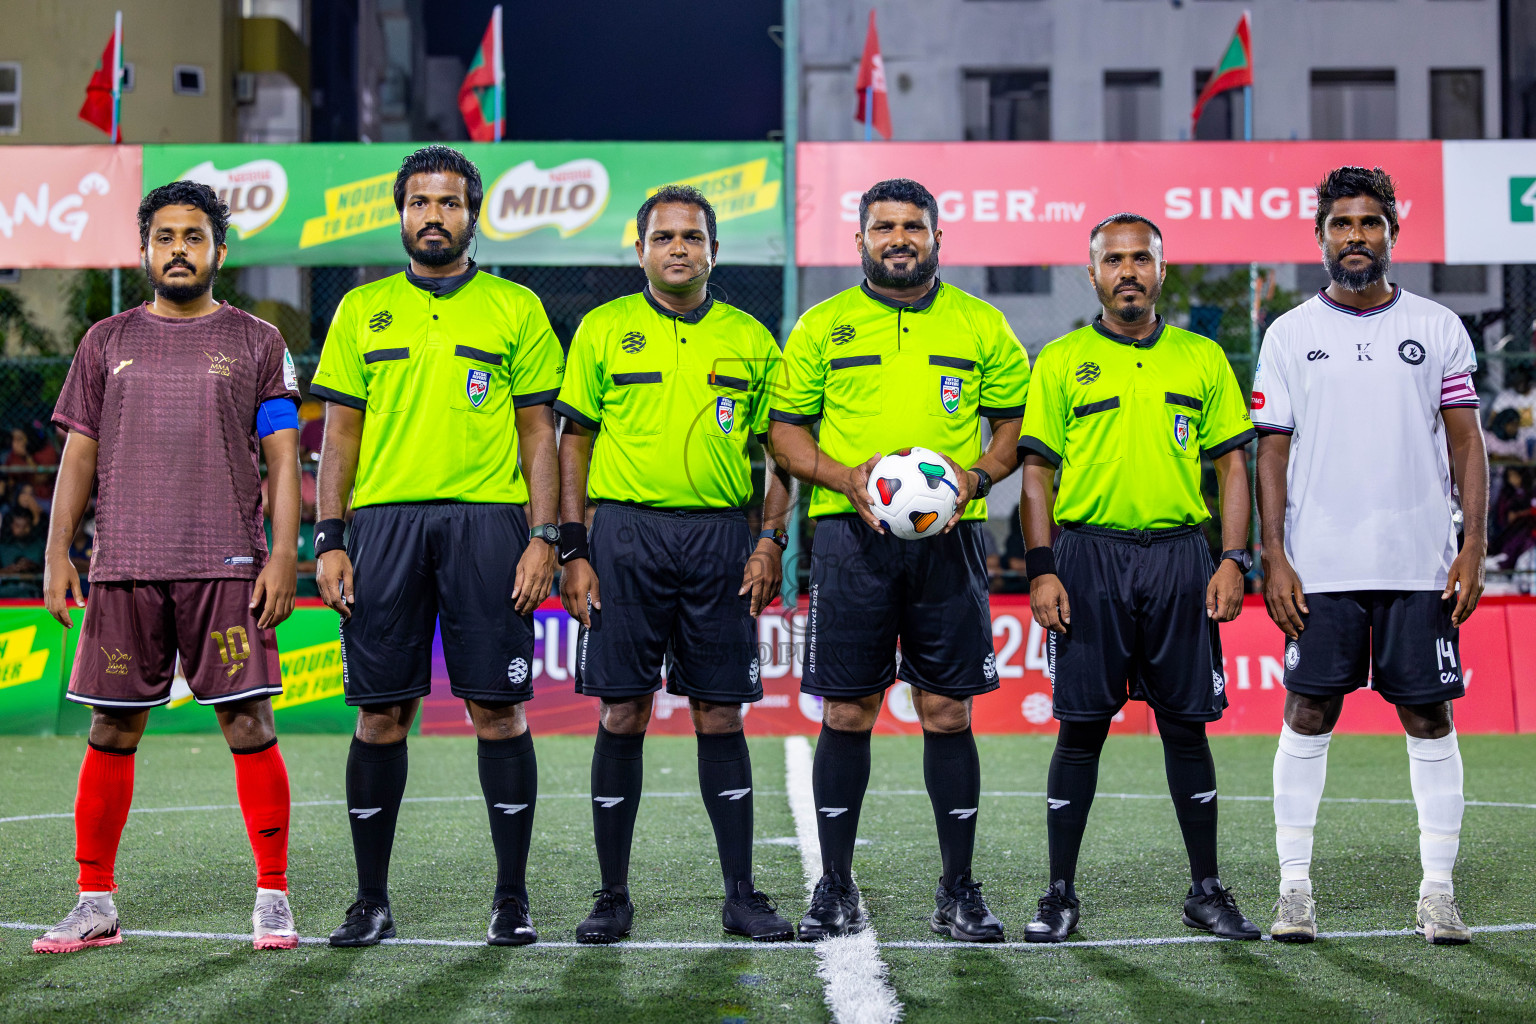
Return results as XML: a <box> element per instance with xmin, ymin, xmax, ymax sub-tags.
<box><xmin>636</xmin><ymin>184</ymin><xmax>717</xmax><ymax>247</ymax></box>
<box><xmin>393</xmin><ymin>145</ymin><xmax>484</xmax><ymax>221</ymax></box>
<box><xmin>1314</xmin><ymin>165</ymin><xmax>1398</xmax><ymax>235</ymax></box>
<box><xmin>138</xmin><ymin>180</ymin><xmax>230</xmax><ymax>249</ymax></box>
<box><xmin>1088</xmin><ymin>212</ymin><xmax>1163</xmax><ymax>256</ymax></box>
<box><xmin>859</xmin><ymin>178</ymin><xmax>939</xmax><ymax>233</ymax></box>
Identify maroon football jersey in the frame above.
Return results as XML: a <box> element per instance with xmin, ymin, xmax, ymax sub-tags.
<box><xmin>53</xmin><ymin>303</ymin><xmax>299</xmax><ymax>582</ymax></box>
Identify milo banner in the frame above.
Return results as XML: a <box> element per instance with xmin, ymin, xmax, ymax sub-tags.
<box><xmin>138</xmin><ymin>142</ymin><xmax>784</xmax><ymax>267</ymax></box>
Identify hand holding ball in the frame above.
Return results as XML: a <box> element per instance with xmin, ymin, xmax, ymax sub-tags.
<box><xmin>865</xmin><ymin>447</ymin><xmax>960</xmax><ymax>540</ymax></box>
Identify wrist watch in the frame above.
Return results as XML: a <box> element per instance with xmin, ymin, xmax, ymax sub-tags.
<box><xmin>529</xmin><ymin>524</ymin><xmax>560</xmax><ymax>545</ymax></box>
<box><xmin>969</xmin><ymin>467</ymin><xmax>993</xmax><ymax>500</ymax></box>
<box><xmin>1220</xmin><ymin>548</ymin><xmax>1254</xmax><ymax>573</ymax></box>
<box><xmin>759</xmin><ymin>527</ymin><xmax>788</xmax><ymax>551</ymax></box>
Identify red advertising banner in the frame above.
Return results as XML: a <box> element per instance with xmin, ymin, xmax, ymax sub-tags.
<box><xmin>420</xmin><ymin>596</ymin><xmax>1520</xmax><ymax>737</ymax></box>
<box><xmin>795</xmin><ymin>141</ymin><xmax>1445</xmax><ymax>267</ymax></box>
<box><xmin>0</xmin><ymin>146</ymin><xmax>142</xmax><ymax>268</ymax></box>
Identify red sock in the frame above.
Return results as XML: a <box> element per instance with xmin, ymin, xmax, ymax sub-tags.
<box><xmin>233</xmin><ymin>740</ymin><xmax>291</xmax><ymax>891</ymax></box>
<box><xmin>75</xmin><ymin>743</ymin><xmax>136</xmax><ymax>893</ymax></box>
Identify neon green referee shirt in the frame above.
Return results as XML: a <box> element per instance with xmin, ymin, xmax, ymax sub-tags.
<box><xmin>310</xmin><ymin>267</ymin><xmax>564</xmax><ymax>508</ymax></box>
<box><xmin>770</xmin><ymin>280</ymin><xmax>1031</xmax><ymax>519</ymax></box>
<box><xmin>1018</xmin><ymin>317</ymin><xmax>1255</xmax><ymax>531</ymax></box>
<box><xmin>553</xmin><ymin>289</ymin><xmax>782</xmax><ymax>509</ymax></box>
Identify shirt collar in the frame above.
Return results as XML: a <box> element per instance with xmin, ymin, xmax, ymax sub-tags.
<box><xmin>1316</xmin><ymin>284</ymin><xmax>1401</xmax><ymax>317</ymax></box>
<box><xmin>642</xmin><ymin>286</ymin><xmax>714</xmax><ymax>324</ymax></box>
<box><xmin>860</xmin><ymin>277</ymin><xmax>941</xmax><ymax>312</ymax></box>
<box><xmin>1092</xmin><ymin>313</ymin><xmax>1165</xmax><ymax>349</ymax></box>
<box><xmin>406</xmin><ymin>259</ymin><xmax>478</xmax><ymax>298</ymax></box>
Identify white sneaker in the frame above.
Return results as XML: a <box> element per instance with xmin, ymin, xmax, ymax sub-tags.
<box><xmin>253</xmin><ymin>890</ymin><xmax>298</xmax><ymax>950</ymax></box>
<box><xmin>1269</xmin><ymin>890</ymin><xmax>1317</xmax><ymax>943</ymax></box>
<box><xmin>33</xmin><ymin>895</ymin><xmax>122</xmax><ymax>954</ymax></box>
<box><xmin>1416</xmin><ymin>892</ymin><xmax>1471</xmax><ymax>945</ymax></box>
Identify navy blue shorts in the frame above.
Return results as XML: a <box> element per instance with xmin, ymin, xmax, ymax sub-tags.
<box><xmin>341</xmin><ymin>502</ymin><xmax>535</xmax><ymax>707</ymax></box>
<box><xmin>802</xmin><ymin>517</ymin><xmax>997</xmax><ymax>700</ymax></box>
<box><xmin>1282</xmin><ymin>590</ymin><xmax>1464</xmax><ymax>706</ymax></box>
<box><xmin>575</xmin><ymin>502</ymin><xmax>762</xmax><ymax>705</ymax></box>
<box><xmin>1046</xmin><ymin>524</ymin><xmax>1227</xmax><ymax>722</ymax></box>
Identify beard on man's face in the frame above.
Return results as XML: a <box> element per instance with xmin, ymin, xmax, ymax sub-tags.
<box><xmin>1096</xmin><ymin>276</ymin><xmax>1160</xmax><ymax>323</ymax></box>
<box><xmin>862</xmin><ymin>238</ymin><xmax>940</xmax><ymax>290</ymax></box>
<box><xmin>1324</xmin><ymin>242</ymin><xmax>1391</xmax><ymax>292</ymax></box>
<box><xmin>146</xmin><ymin>255</ymin><xmax>217</xmax><ymax>303</ymax></box>
<box><xmin>404</xmin><ymin>220</ymin><xmax>474</xmax><ymax>267</ymax></box>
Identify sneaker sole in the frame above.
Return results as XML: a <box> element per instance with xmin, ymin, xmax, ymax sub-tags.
<box><xmin>575</xmin><ymin>933</ymin><xmax>628</xmax><ymax>945</ymax></box>
<box><xmin>329</xmin><ymin>925</ymin><xmax>395</xmax><ymax>948</ymax></box>
<box><xmin>1022</xmin><ymin>926</ymin><xmax>1074</xmax><ymax>944</ymax></box>
<box><xmin>1182</xmin><ymin>913</ymin><xmax>1261</xmax><ymax>940</ymax></box>
<box><xmin>487</xmin><ymin>932</ymin><xmax>538</xmax><ymax>947</ymax></box>
<box><xmin>724</xmin><ymin>925</ymin><xmax>795</xmax><ymax>943</ymax></box>
<box><xmin>1417</xmin><ymin>925</ymin><xmax>1472</xmax><ymax>946</ymax></box>
<box><xmin>1269</xmin><ymin>927</ymin><xmax>1317</xmax><ymax>944</ymax></box>
<box><xmin>929</xmin><ymin>914</ymin><xmax>1004</xmax><ymax>943</ymax></box>
<box><xmin>796</xmin><ymin>920</ymin><xmax>869</xmax><ymax>942</ymax></box>
<box><xmin>32</xmin><ymin>933</ymin><xmax>122</xmax><ymax>954</ymax></box>
<box><xmin>254</xmin><ymin>933</ymin><xmax>299</xmax><ymax>950</ymax></box>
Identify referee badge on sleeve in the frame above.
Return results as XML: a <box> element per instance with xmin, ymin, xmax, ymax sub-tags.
<box><xmin>716</xmin><ymin>396</ymin><xmax>736</xmax><ymax>434</ymax></box>
<box><xmin>1173</xmin><ymin>413</ymin><xmax>1190</xmax><ymax>450</ymax></box>
<box><xmin>467</xmin><ymin>368</ymin><xmax>491</xmax><ymax>408</ymax></box>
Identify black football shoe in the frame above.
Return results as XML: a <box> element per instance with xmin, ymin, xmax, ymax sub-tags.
<box><xmin>722</xmin><ymin>883</ymin><xmax>795</xmax><ymax>942</ymax></box>
<box><xmin>576</xmin><ymin>888</ymin><xmax>634</xmax><ymax>945</ymax></box>
<box><xmin>487</xmin><ymin>896</ymin><xmax>537</xmax><ymax>946</ymax></box>
<box><xmin>1182</xmin><ymin>877</ymin><xmax>1262</xmax><ymax>940</ymax></box>
<box><xmin>329</xmin><ymin>899</ymin><xmax>395</xmax><ymax>947</ymax></box>
<box><xmin>931</xmin><ymin>876</ymin><xmax>1005</xmax><ymax>942</ymax></box>
<box><xmin>1023</xmin><ymin>881</ymin><xmax>1080</xmax><ymax>944</ymax></box>
<box><xmin>797</xmin><ymin>873</ymin><xmax>868</xmax><ymax>941</ymax></box>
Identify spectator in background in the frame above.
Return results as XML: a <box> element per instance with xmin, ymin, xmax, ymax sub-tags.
<box><xmin>1490</xmin><ymin>365</ymin><xmax>1536</xmax><ymax>461</ymax></box>
<box><xmin>1489</xmin><ymin>466</ymin><xmax>1536</xmax><ymax>571</ymax></box>
<box><xmin>4</xmin><ymin>427</ymin><xmax>35</xmax><ymax>470</ymax></box>
<box><xmin>1486</xmin><ymin>408</ymin><xmax>1526</xmax><ymax>463</ymax></box>
<box><xmin>0</xmin><ymin>508</ymin><xmax>45</xmax><ymax>597</ymax></box>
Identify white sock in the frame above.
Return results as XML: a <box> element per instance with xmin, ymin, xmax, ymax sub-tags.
<box><xmin>256</xmin><ymin>887</ymin><xmax>287</xmax><ymax>898</ymax></box>
<box><xmin>1407</xmin><ymin>729</ymin><xmax>1463</xmax><ymax>899</ymax></box>
<box><xmin>1274</xmin><ymin>723</ymin><xmax>1332</xmax><ymax>896</ymax></box>
<box><xmin>79</xmin><ymin>890</ymin><xmax>114</xmax><ymax>908</ymax></box>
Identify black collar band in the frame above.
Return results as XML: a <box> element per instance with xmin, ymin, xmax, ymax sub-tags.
<box><xmin>406</xmin><ymin>259</ymin><xmax>478</xmax><ymax>297</ymax></box>
<box><xmin>860</xmin><ymin>277</ymin><xmax>941</xmax><ymax>312</ymax></box>
<box><xmin>1092</xmin><ymin>313</ymin><xmax>1164</xmax><ymax>349</ymax></box>
<box><xmin>643</xmin><ymin>285</ymin><xmax>714</xmax><ymax>324</ymax></box>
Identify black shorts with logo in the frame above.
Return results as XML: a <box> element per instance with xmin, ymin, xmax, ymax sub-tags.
<box><xmin>341</xmin><ymin>502</ymin><xmax>535</xmax><ymax>706</ymax></box>
<box><xmin>802</xmin><ymin>516</ymin><xmax>997</xmax><ymax>701</ymax></box>
<box><xmin>575</xmin><ymin>502</ymin><xmax>762</xmax><ymax>705</ymax></box>
<box><xmin>1047</xmin><ymin>523</ymin><xmax>1227</xmax><ymax>723</ymax></box>
<box><xmin>1282</xmin><ymin>590</ymin><xmax>1464</xmax><ymax>705</ymax></box>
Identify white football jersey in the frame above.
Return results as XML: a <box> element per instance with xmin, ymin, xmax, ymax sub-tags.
<box><xmin>1251</xmin><ymin>287</ymin><xmax>1478</xmax><ymax>592</ymax></box>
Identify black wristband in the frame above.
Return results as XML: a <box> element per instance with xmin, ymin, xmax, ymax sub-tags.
<box><xmin>1024</xmin><ymin>546</ymin><xmax>1058</xmax><ymax>580</ymax></box>
<box><xmin>313</xmin><ymin>518</ymin><xmax>347</xmax><ymax>556</ymax></box>
<box><xmin>558</xmin><ymin>522</ymin><xmax>590</xmax><ymax>565</ymax></box>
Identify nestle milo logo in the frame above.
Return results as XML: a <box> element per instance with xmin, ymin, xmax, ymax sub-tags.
<box><xmin>482</xmin><ymin>159</ymin><xmax>610</xmax><ymax>240</ymax></box>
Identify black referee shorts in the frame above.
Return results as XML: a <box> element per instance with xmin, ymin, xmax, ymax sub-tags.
<box><xmin>1047</xmin><ymin>523</ymin><xmax>1227</xmax><ymax>723</ymax></box>
<box><xmin>802</xmin><ymin>516</ymin><xmax>997</xmax><ymax>701</ymax></box>
<box><xmin>1282</xmin><ymin>590</ymin><xmax>1464</xmax><ymax>706</ymax></box>
<box><xmin>575</xmin><ymin>502</ymin><xmax>762</xmax><ymax>705</ymax></box>
<box><xmin>341</xmin><ymin>502</ymin><xmax>535</xmax><ymax>707</ymax></box>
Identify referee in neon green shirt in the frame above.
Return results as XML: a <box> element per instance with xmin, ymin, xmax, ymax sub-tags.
<box><xmin>554</xmin><ymin>186</ymin><xmax>796</xmax><ymax>944</ymax></box>
<box><xmin>1016</xmin><ymin>213</ymin><xmax>1260</xmax><ymax>944</ymax></box>
<box><xmin>770</xmin><ymin>178</ymin><xmax>1031</xmax><ymax>943</ymax></box>
<box><xmin>309</xmin><ymin>147</ymin><xmax>562</xmax><ymax>949</ymax></box>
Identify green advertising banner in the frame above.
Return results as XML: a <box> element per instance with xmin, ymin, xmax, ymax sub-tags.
<box><xmin>0</xmin><ymin>606</ymin><xmax>70</xmax><ymax>735</ymax></box>
<box><xmin>139</xmin><ymin>142</ymin><xmax>785</xmax><ymax>267</ymax></box>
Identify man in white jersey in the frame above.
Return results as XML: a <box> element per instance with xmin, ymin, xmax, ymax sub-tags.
<box><xmin>1252</xmin><ymin>166</ymin><xmax>1487</xmax><ymax>945</ymax></box>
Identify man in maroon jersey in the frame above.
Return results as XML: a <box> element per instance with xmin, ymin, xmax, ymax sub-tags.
<box><xmin>33</xmin><ymin>181</ymin><xmax>303</xmax><ymax>954</ymax></box>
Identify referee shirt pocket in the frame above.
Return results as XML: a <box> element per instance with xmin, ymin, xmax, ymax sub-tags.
<box><xmin>825</xmin><ymin>354</ymin><xmax>883</xmax><ymax>418</ymax></box>
<box><xmin>605</xmin><ymin>371</ymin><xmax>666</xmax><ymax>436</ymax></box>
<box><xmin>1066</xmin><ymin>395</ymin><xmax>1123</xmax><ymax>467</ymax></box>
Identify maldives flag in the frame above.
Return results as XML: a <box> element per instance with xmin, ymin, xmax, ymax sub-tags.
<box><xmin>78</xmin><ymin>24</ymin><xmax>121</xmax><ymax>141</ymax></box>
<box><xmin>1191</xmin><ymin>12</ymin><xmax>1252</xmax><ymax>128</ymax></box>
<box><xmin>458</xmin><ymin>6</ymin><xmax>504</xmax><ymax>142</ymax></box>
<box><xmin>854</xmin><ymin>9</ymin><xmax>892</xmax><ymax>140</ymax></box>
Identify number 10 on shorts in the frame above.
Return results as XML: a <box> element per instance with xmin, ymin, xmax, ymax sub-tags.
<box><xmin>210</xmin><ymin>626</ymin><xmax>251</xmax><ymax>677</ymax></box>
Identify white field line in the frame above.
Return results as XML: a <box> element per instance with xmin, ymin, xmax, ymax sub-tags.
<box><xmin>4</xmin><ymin>920</ymin><xmax>1533</xmax><ymax>951</ymax></box>
<box><xmin>784</xmin><ymin>735</ymin><xmax>903</xmax><ymax>1024</ymax></box>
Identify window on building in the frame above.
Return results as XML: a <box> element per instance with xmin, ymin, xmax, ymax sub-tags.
<box><xmin>1310</xmin><ymin>69</ymin><xmax>1396</xmax><ymax>140</ymax></box>
<box><xmin>1430</xmin><ymin>69</ymin><xmax>1484</xmax><ymax>139</ymax></box>
<box><xmin>0</xmin><ymin>269</ymin><xmax>19</xmax><ymax>284</ymax></box>
<box><xmin>0</xmin><ymin>64</ymin><xmax>19</xmax><ymax>134</ymax></box>
<box><xmin>1192</xmin><ymin>68</ymin><xmax>1238</xmax><ymax>140</ymax></box>
<box><xmin>173</xmin><ymin>65</ymin><xmax>206</xmax><ymax>96</ymax></box>
<box><xmin>1104</xmin><ymin>70</ymin><xmax>1161</xmax><ymax>141</ymax></box>
<box><xmin>962</xmin><ymin>70</ymin><xmax>1050</xmax><ymax>141</ymax></box>
<box><xmin>986</xmin><ymin>266</ymin><xmax>1052</xmax><ymax>295</ymax></box>
<box><xmin>1432</xmin><ymin>264</ymin><xmax>1488</xmax><ymax>294</ymax></box>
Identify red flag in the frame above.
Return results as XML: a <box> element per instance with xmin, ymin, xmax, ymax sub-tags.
<box><xmin>78</xmin><ymin>24</ymin><xmax>121</xmax><ymax>142</ymax></box>
<box><xmin>854</xmin><ymin>9</ymin><xmax>892</xmax><ymax>140</ymax></box>
<box><xmin>1191</xmin><ymin>12</ymin><xmax>1253</xmax><ymax>128</ymax></box>
<box><xmin>458</xmin><ymin>7</ymin><xmax>504</xmax><ymax>142</ymax></box>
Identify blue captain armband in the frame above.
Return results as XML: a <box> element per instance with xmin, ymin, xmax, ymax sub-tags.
<box><xmin>256</xmin><ymin>398</ymin><xmax>300</xmax><ymax>438</ymax></box>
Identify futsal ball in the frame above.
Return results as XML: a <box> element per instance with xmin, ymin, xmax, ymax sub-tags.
<box><xmin>866</xmin><ymin>447</ymin><xmax>960</xmax><ymax>540</ymax></box>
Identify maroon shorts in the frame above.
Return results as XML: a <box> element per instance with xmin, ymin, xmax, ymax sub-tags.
<box><xmin>67</xmin><ymin>580</ymin><xmax>283</xmax><ymax>710</ymax></box>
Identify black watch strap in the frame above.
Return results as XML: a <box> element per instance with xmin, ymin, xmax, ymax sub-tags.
<box><xmin>759</xmin><ymin>527</ymin><xmax>788</xmax><ymax>551</ymax></box>
<box><xmin>969</xmin><ymin>467</ymin><xmax>993</xmax><ymax>500</ymax></box>
<box><xmin>1220</xmin><ymin>548</ymin><xmax>1253</xmax><ymax>572</ymax></box>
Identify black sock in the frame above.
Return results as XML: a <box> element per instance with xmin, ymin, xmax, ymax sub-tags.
<box><xmin>346</xmin><ymin>736</ymin><xmax>408</xmax><ymax>904</ymax></box>
<box><xmin>1156</xmin><ymin>713</ymin><xmax>1221</xmax><ymax>885</ymax></box>
<box><xmin>478</xmin><ymin>731</ymin><xmax>537</xmax><ymax>905</ymax></box>
<box><xmin>923</xmin><ymin>727</ymin><xmax>981</xmax><ymax>888</ymax></box>
<box><xmin>1045</xmin><ymin>718</ymin><xmax>1112</xmax><ymax>898</ymax></box>
<box><xmin>591</xmin><ymin>725</ymin><xmax>645</xmax><ymax>892</ymax></box>
<box><xmin>812</xmin><ymin>724</ymin><xmax>871</xmax><ymax>880</ymax></box>
<box><xmin>697</xmin><ymin>730</ymin><xmax>754</xmax><ymax>898</ymax></box>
